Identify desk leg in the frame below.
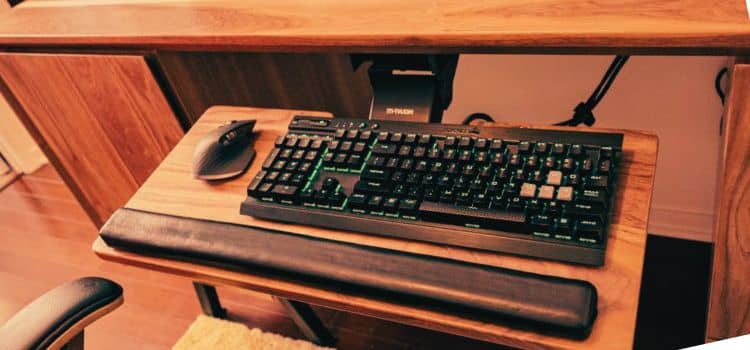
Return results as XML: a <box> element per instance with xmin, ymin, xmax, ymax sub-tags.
<box><xmin>277</xmin><ymin>298</ymin><xmax>337</xmax><ymax>346</ymax></box>
<box><xmin>193</xmin><ymin>282</ymin><xmax>227</xmax><ymax>319</ymax></box>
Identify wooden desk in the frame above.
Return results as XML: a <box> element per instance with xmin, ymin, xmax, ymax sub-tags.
<box><xmin>94</xmin><ymin>106</ymin><xmax>657</xmax><ymax>349</ymax></box>
<box><xmin>0</xmin><ymin>0</ymin><xmax>749</xmax><ymax>54</ymax></box>
<box><xmin>0</xmin><ymin>0</ymin><xmax>743</xmax><ymax>343</ymax></box>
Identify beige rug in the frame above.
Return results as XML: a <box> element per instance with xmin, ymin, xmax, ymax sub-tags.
<box><xmin>173</xmin><ymin>315</ymin><xmax>335</xmax><ymax>350</ymax></box>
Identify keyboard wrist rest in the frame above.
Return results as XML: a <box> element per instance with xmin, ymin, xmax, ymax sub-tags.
<box><xmin>100</xmin><ymin>208</ymin><xmax>597</xmax><ymax>338</ymax></box>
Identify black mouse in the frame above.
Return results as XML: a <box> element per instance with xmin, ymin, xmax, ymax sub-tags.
<box><xmin>192</xmin><ymin>119</ymin><xmax>256</xmax><ymax>180</ymax></box>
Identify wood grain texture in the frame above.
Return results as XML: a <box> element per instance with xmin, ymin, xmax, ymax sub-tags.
<box><xmin>707</xmin><ymin>64</ymin><xmax>750</xmax><ymax>341</ymax></box>
<box><xmin>0</xmin><ymin>0</ymin><xmax>749</xmax><ymax>54</ymax></box>
<box><xmin>155</xmin><ymin>52</ymin><xmax>371</xmax><ymax>126</ymax></box>
<box><xmin>0</xmin><ymin>53</ymin><xmax>183</xmax><ymax>227</ymax></box>
<box><xmin>96</xmin><ymin>106</ymin><xmax>658</xmax><ymax>349</ymax></box>
<box><xmin>2</xmin><ymin>166</ymin><xmax>504</xmax><ymax>350</ymax></box>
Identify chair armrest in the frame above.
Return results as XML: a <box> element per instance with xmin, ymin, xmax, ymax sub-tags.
<box><xmin>0</xmin><ymin>277</ymin><xmax>123</xmax><ymax>350</ymax></box>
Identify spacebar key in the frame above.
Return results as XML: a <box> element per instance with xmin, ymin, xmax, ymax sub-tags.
<box><xmin>419</xmin><ymin>202</ymin><xmax>528</xmax><ymax>233</ymax></box>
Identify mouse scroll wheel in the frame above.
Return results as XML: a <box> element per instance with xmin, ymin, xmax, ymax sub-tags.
<box><xmin>220</xmin><ymin>130</ymin><xmax>238</xmax><ymax>145</ymax></box>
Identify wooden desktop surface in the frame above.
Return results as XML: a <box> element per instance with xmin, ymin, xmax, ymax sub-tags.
<box><xmin>1</xmin><ymin>0</ymin><xmax>749</xmax><ymax>54</ymax></box>
<box><xmin>93</xmin><ymin>106</ymin><xmax>657</xmax><ymax>349</ymax></box>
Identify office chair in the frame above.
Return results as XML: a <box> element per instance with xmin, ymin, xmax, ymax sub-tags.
<box><xmin>0</xmin><ymin>277</ymin><xmax>123</xmax><ymax>350</ymax></box>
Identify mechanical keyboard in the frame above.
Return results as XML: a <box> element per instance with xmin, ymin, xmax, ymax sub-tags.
<box><xmin>241</xmin><ymin>116</ymin><xmax>623</xmax><ymax>266</ymax></box>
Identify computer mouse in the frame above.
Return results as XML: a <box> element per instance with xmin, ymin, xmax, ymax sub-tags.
<box><xmin>192</xmin><ymin>119</ymin><xmax>257</xmax><ymax>180</ymax></box>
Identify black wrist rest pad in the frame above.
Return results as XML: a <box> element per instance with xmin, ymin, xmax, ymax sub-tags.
<box><xmin>100</xmin><ymin>208</ymin><xmax>597</xmax><ymax>338</ymax></box>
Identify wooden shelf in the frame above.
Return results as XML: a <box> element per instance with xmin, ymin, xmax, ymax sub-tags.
<box><xmin>94</xmin><ymin>106</ymin><xmax>658</xmax><ymax>349</ymax></box>
<box><xmin>1</xmin><ymin>0</ymin><xmax>749</xmax><ymax>54</ymax></box>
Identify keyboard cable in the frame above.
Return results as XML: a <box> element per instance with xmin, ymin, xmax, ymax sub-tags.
<box><xmin>715</xmin><ymin>67</ymin><xmax>728</xmax><ymax>135</ymax></box>
<box><xmin>462</xmin><ymin>55</ymin><xmax>631</xmax><ymax>127</ymax></box>
<box><xmin>554</xmin><ymin>55</ymin><xmax>630</xmax><ymax>127</ymax></box>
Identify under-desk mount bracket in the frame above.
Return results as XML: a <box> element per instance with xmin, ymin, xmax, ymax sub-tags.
<box><xmin>351</xmin><ymin>54</ymin><xmax>458</xmax><ymax>124</ymax></box>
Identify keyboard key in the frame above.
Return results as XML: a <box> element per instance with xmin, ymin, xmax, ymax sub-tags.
<box><xmin>543</xmin><ymin>156</ymin><xmax>557</xmax><ymax>169</ymax></box>
<box><xmin>285</xmin><ymin>136</ymin><xmax>299</xmax><ymax>148</ymax></box>
<box><xmin>520</xmin><ymin>183</ymin><xmax>537</xmax><ymax>198</ymax></box>
<box><xmin>418</xmin><ymin>134</ymin><xmax>432</xmax><ymax>145</ymax></box>
<box><xmin>297</xmin><ymin>137</ymin><xmax>311</xmax><ymax>149</ymax></box>
<box><xmin>476</xmin><ymin>138</ymin><xmax>488</xmax><ymax>149</ymax></box>
<box><xmin>300</xmin><ymin>189</ymin><xmax>316</xmax><ymax>206</ymax></box>
<box><xmin>271</xmin><ymin>184</ymin><xmax>299</xmax><ymax>204</ymax></box>
<box><xmin>322</xmin><ymin>177</ymin><xmax>340</xmax><ymax>191</ymax></box>
<box><xmin>362</xmin><ymin>168</ymin><xmax>392</xmax><ymax>181</ymax></box>
<box><xmin>538</xmin><ymin>185</ymin><xmax>555</xmax><ymax>199</ymax></box>
<box><xmin>353</xmin><ymin>142</ymin><xmax>367</xmax><ymax>153</ymax></box>
<box><xmin>555</xmin><ymin>217</ymin><xmax>573</xmax><ymax>237</ymax></box>
<box><xmin>557</xmin><ymin>186</ymin><xmax>573</xmax><ymax>201</ymax></box>
<box><xmin>310</xmin><ymin>139</ymin><xmax>324</xmax><ymax>150</ymax></box>
<box><xmin>265</xmin><ymin>171</ymin><xmax>280</xmax><ymax>182</ymax></box>
<box><xmin>586</xmin><ymin>175</ymin><xmax>609</xmax><ymax>190</ymax></box>
<box><xmin>383</xmin><ymin>157</ymin><xmax>397</xmax><ymax>169</ymax></box>
<box><xmin>420</xmin><ymin>201</ymin><xmax>527</xmax><ymax>232</ymax></box>
<box><xmin>367</xmin><ymin>195</ymin><xmax>384</xmax><ymax>212</ymax></box>
<box><xmin>278</xmin><ymin>172</ymin><xmax>293</xmax><ymax>183</ymax></box>
<box><xmin>547</xmin><ymin>170</ymin><xmax>563</xmax><ymax>185</ymax></box>
<box><xmin>262</xmin><ymin>148</ymin><xmax>280</xmax><ymax>169</ymax></box>
<box><xmin>489</xmin><ymin>139</ymin><xmax>503</xmax><ymax>151</ymax></box>
<box><xmin>383</xmin><ymin>197</ymin><xmax>399</xmax><ymax>213</ymax></box>
<box><xmin>577</xmin><ymin>220</ymin><xmax>603</xmax><ymax>244</ymax></box>
<box><xmin>566</xmin><ymin>203</ymin><xmax>605</xmax><ymax>223</ymax></box>
<box><xmin>404</xmin><ymin>133</ymin><xmax>418</xmax><ymax>144</ymax></box>
<box><xmin>339</xmin><ymin>141</ymin><xmax>353</xmax><ymax>152</ymax></box>
<box><xmin>345</xmin><ymin>129</ymin><xmax>359</xmax><ymax>140</ymax></box>
<box><xmin>377</xmin><ymin>131</ymin><xmax>389</xmax><ymax>142</ymax></box>
<box><xmin>579</xmin><ymin>189</ymin><xmax>607</xmax><ymax>208</ymax></box>
<box><xmin>526</xmin><ymin>199</ymin><xmax>542</xmax><ymax>214</ymax></box>
<box><xmin>349</xmin><ymin>193</ymin><xmax>368</xmax><ymax>211</ymax></box>
<box><xmin>247</xmin><ymin>170</ymin><xmax>267</xmax><ymax>196</ymax></box>
<box><xmin>566</xmin><ymin>173</ymin><xmax>581</xmax><ymax>187</ymax></box>
<box><xmin>354</xmin><ymin>180</ymin><xmax>391</xmax><ymax>195</ymax></box>
<box><xmin>390</xmin><ymin>132</ymin><xmax>404</xmax><ymax>143</ymax></box>
<box><xmin>329</xmin><ymin>192</ymin><xmax>346</xmax><ymax>208</ymax></box>
<box><xmin>519</xmin><ymin>141</ymin><xmax>532</xmax><ymax>153</ymax></box>
<box><xmin>272</xmin><ymin>160</ymin><xmax>287</xmax><ymax>170</ymax></box>
<box><xmin>458</xmin><ymin>136</ymin><xmax>473</xmax><ymax>148</ymax></box>
<box><xmin>399</xmin><ymin>198</ymin><xmax>419</xmax><ymax>216</ymax></box>
<box><xmin>367</xmin><ymin>156</ymin><xmax>386</xmax><ymax>168</ymax></box>
<box><xmin>551</xmin><ymin>143</ymin><xmax>566</xmax><ymax>155</ymax></box>
<box><xmin>529</xmin><ymin>214</ymin><xmax>552</xmax><ymax>232</ymax></box>
<box><xmin>348</xmin><ymin>154</ymin><xmax>363</xmax><ymax>168</ymax></box>
<box><xmin>372</xmin><ymin>143</ymin><xmax>398</xmax><ymax>155</ymax></box>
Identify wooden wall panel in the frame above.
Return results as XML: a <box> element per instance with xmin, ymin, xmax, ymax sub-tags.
<box><xmin>707</xmin><ymin>64</ymin><xmax>750</xmax><ymax>340</ymax></box>
<box><xmin>155</xmin><ymin>52</ymin><xmax>372</xmax><ymax>126</ymax></box>
<box><xmin>0</xmin><ymin>53</ymin><xmax>183</xmax><ymax>227</ymax></box>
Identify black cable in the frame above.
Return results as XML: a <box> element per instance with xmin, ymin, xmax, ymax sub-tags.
<box><xmin>715</xmin><ymin>67</ymin><xmax>728</xmax><ymax>105</ymax></box>
<box><xmin>715</xmin><ymin>67</ymin><xmax>728</xmax><ymax>135</ymax></box>
<box><xmin>462</xmin><ymin>112</ymin><xmax>494</xmax><ymax>125</ymax></box>
<box><xmin>554</xmin><ymin>55</ymin><xmax>630</xmax><ymax>127</ymax></box>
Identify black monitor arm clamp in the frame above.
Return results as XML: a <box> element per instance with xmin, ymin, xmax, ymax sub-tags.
<box><xmin>351</xmin><ymin>54</ymin><xmax>459</xmax><ymax>124</ymax></box>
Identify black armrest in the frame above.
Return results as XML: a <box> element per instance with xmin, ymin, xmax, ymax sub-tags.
<box><xmin>0</xmin><ymin>277</ymin><xmax>123</xmax><ymax>350</ymax></box>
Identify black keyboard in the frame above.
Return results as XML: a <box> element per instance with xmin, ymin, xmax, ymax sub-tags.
<box><xmin>241</xmin><ymin>116</ymin><xmax>623</xmax><ymax>266</ymax></box>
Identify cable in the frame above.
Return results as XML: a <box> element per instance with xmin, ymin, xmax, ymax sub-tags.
<box><xmin>462</xmin><ymin>112</ymin><xmax>494</xmax><ymax>125</ymax></box>
<box><xmin>554</xmin><ymin>55</ymin><xmax>630</xmax><ymax>127</ymax></box>
<box><xmin>715</xmin><ymin>67</ymin><xmax>728</xmax><ymax>135</ymax></box>
<box><xmin>715</xmin><ymin>67</ymin><xmax>728</xmax><ymax>105</ymax></box>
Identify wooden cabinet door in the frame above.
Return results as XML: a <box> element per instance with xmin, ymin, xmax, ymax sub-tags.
<box><xmin>0</xmin><ymin>53</ymin><xmax>183</xmax><ymax>227</ymax></box>
<box><xmin>707</xmin><ymin>64</ymin><xmax>750</xmax><ymax>341</ymax></box>
<box><xmin>156</xmin><ymin>52</ymin><xmax>372</xmax><ymax>126</ymax></box>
